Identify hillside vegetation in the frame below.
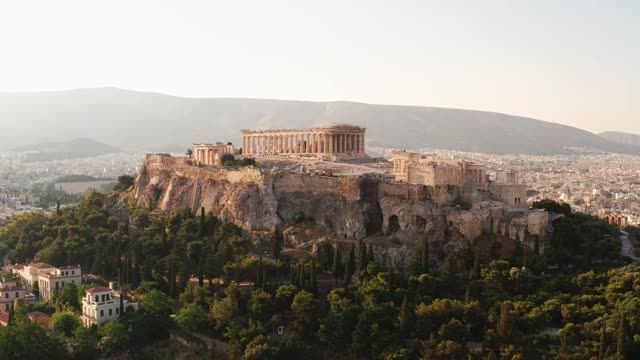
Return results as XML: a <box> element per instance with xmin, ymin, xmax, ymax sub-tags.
<box><xmin>1</xmin><ymin>193</ymin><xmax>638</xmax><ymax>359</ymax></box>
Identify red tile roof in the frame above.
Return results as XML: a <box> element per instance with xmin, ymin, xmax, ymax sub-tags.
<box><xmin>29</xmin><ymin>262</ymin><xmax>55</xmax><ymax>269</ymax></box>
<box><xmin>85</xmin><ymin>286</ymin><xmax>112</xmax><ymax>294</ymax></box>
<box><xmin>0</xmin><ymin>310</ymin><xmax>9</xmax><ymax>325</ymax></box>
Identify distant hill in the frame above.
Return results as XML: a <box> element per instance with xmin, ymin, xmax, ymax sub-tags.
<box><xmin>11</xmin><ymin>138</ymin><xmax>119</xmax><ymax>161</ymax></box>
<box><xmin>598</xmin><ymin>131</ymin><xmax>640</xmax><ymax>147</ymax></box>
<box><xmin>1</xmin><ymin>87</ymin><xmax>639</xmax><ymax>155</ymax></box>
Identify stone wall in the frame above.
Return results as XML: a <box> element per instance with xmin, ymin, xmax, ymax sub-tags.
<box><xmin>489</xmin><ymin>183</ymin><xmax>528</xmax><ymax>208</ymax></box>
<box><xmin>114</xmin><ymin>155</ymin><xmax>551</xmax><ymax>266</ymax></box>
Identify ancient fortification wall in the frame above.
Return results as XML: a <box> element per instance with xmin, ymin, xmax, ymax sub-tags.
<box><xmin>113</xmin><ymin>156</ymin><xmax>551</xmax><ymax>265</ymax></box>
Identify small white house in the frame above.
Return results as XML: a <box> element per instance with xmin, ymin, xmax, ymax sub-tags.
<box><xmin>81</xmin><ymin>286</ymin><xmax>138</xmax><ymax>327</ymax></box>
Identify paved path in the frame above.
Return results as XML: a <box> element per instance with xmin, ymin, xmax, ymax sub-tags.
<box><xmin>620</xmin><ymin>230</ymin><xmax>640</xmax><ymax>262</ymax></box>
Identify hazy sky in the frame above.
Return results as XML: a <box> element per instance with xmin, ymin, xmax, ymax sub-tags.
<box><xmin>0</xmin><ymin>0</ymin><xmax>638</xmax><ymax>134</ymax></box>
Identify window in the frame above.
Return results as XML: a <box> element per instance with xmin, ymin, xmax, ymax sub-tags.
<box><xmin>95</xmin><ymin>295</ymin><xmax>99</xmax><ymax>302</ymax></box>
<box><xmin>109</xmin><ymin>309</ymin><xmax>112</xmax><ymax>316</ymax></box>
<box><xmin>72</xmin><ymin>271</ymin><xmax>75</xmax><ymax>275</ymax></box>
<box><xmin>61</xmin><ymin>281</ymin><xmax>64</xmax><ymax>287</ymax></box>
<box><xmin>116</xmin><ymin>308</ymin><xmax>119</xmax><ymax>315</ymax></box>
<box><xmin>4</xmin><ymin>293</ymin><xmax>7</xmax><ymax>299</ymax></box>
<box><xmin>100</xmin><ymin>310</ymin><xmax>104</xmax><ymax>317</ymax></box>
<box><xmin>101</xmin><ymin>294</ymin><xmax>106</xmax><ymax>302</ymax></box>
<box><xmin>15</xmin><ymin>292</ymin><xmax>19</xmax><ymax>298</ymax></box>
<box><xmin>4</xmin><ymin>304</ymin><xmax>8</xmax><ymax>311</ymax></box>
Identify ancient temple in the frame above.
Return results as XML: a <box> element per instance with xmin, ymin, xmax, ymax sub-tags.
<box><xmin>240</xmin><ymin>124</ymin><xmax>366</xmax><ymax>157</ymax></box>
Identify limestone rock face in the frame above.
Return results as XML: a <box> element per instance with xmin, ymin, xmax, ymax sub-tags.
<box><xmin>110</xmin><ymin>156</ymin><xmax>551</xmax><ymax>269</ymax></box>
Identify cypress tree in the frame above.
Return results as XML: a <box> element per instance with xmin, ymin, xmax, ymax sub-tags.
<box><xmin>56</xmin><ymin>200</ymin><xmax>61</xmax><ymax>215</ymax></box>
<box><xmin>465</xmin><ymin>286</ymin><xmax>471</xmax><ymax>304</ymax></box>
<box><xmin>311</xmin><ymin>258</ymin><xmax>318</xmax><ymax>293</ymax></box>
<box><xmin>358</xmin><ymin>240</ymin><xmax>368</xmax><ymax>273</ymax></box>
<box><xmin>290</xmin><ymin>265</ymin><xmax>295</xmax><ymax>285</ymax></box>
<box><xmin>368</xmin><ymin>243</ymin><xmax>375</xmax><ymax>263</ymax></box>
<box><xmin>347</xmin><ymin>245</ymin><xmax>356</xmax><ymax>281</ymax></box>
<box><xmin>617</xmin><ymin>311</ymin><xmax>625</xmax><ymax>356</ymax></box>
<box><xmin>399</xmin><ymin>295</ymin><xmax>411</xmax><ymax>336</ymax></box>
<box><xmin>199</xmin><ymin>207</ymin><xmax>206</xmax><ymax>236</ymax></box>
<box><xmin>272</xmin><ymin>225</ymin><xmax>283</xmax><ymax>260</ymax></box>
<box><xmin>421</xmin><ymin>237</ymin><xmax>430</xmax><ymax>274</ymax></box>
<box><xmin>599</xmin><ymin>316</ymin><xmax>606</xmax><ymax>360</ymax></box>
<box><xmin>256</xmin><ymin>257</ymin><xmax>263</xmax><ymax>290</ymax></box>
<box><xmin>344</xmin><ymin>258</ymin><xmax>352</xmax><ymax>285</ymax></box>
<box><xmin>332</xmin><ymin>246</ymin><xmax>343</xmax><ymax>279</ymax></box>
<box><xmin>298</xmin><ymin>264</ymin><xmax>305</xmax><ymax>289</ymax></box>
<box><xmin>471</xmin><ymin>254</ymin><xmax>481</xmax><ymax>280</ymax></box>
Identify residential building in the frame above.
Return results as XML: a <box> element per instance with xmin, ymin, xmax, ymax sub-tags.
<box><xmin>0</xmin><ymin>280</ymin><xmax>25</xmax><ymax>312</ymax></box>
<box><xmin>13</xmin><ymin>263</ymin><xmax>82</xmax><ymax>300</ymax></box>
<box><xmin>81</xmin><ymin>286</ymin><xmax>137</xmax><ymax>327</ymax></box>
<box><xmin>38</xmin><ymin>265</ymin><xmax>82</xmax><ymax>300</ymax></box>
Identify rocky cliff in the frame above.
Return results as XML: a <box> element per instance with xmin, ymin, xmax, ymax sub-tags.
<box><xmin>110</xmin><ymin>154</ymin><xmax>550</xmax><ymax>267</ymax></box>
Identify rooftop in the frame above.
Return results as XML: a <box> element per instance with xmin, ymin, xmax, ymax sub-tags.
<box><xmin>29</xmin><ymin>262</ymin><xmax>55</xmax><ymax>269</ymax></box>
<box><xmin>85</xmin><ymin>286</ymin><xmax>112</xmax><ymax>294</ymax></box>
<box><xmin>27</xmin><ymin>311</ymin><xmax>50</xmax><ymax>318</ymax></box>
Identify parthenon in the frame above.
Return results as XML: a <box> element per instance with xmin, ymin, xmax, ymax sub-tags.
<box><xmin>240</xmin><ymin>124</ymin><xmax>366</xmax><ymax>157</ymax></box>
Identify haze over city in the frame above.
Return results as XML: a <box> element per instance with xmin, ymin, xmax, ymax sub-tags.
<box><xmin>1</xmin><ymin>0</ymin><xmax>638</xmax><ymax>135</ymax></box>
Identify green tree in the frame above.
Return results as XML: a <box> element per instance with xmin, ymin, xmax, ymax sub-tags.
<box><xmin>291</xmin><ymin>290</ymin><xmax>321</xmax><ymax>339</ymax></box>
<box><xmin>50</xmin><ymin>311</ymin><xmax>80</xmax><ymax>336</ymax></box>
<box><xmin>175</xmin><ymin>303</ymin><xmax>207</xmax><ymax>331</ymax></box>
<box><xmin>358</xmin><ymin>239</ymin><xmax>368</xmax><ymax>273</ymax></box>
<box><xmin>399</xmin><ymin>295</ymin><xmax>411</xmax><ymax>336</ymax></box>
<box><xmin>272</xmin><ymin>226</ymin><xmax>283</xmax><ymax>260</ymax></box>
<box><xmin>113</xmin><ymin>175</ymin><xmax>135</xmax><ymax>192</ymax></box>
<box><xmin>332</xmin><ymin>246</ymin><xmax>343</xmax><ymax>279</ymax></box>
<box><xmin>0</xmin><ymin>323</ymin><xmax>67</xmax><ymax>359</ymax></box>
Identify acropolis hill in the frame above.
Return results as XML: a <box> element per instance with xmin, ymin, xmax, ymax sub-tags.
<box><xmin>109</xmin><ymin>124</ymin><xmax>550</xmax><ymax>266</ymax></box>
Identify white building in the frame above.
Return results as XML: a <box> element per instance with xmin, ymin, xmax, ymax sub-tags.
<box><xmin>0</xmin><ymin>280</ymin><xmax>25</xmax><ymax>312</ymax></box>
<box><xmin>81</xmin><ymin>286</ymin><xmax>137</xmax><ymax>327</ymax></box>
<box><xmin>38</xmin><ymin>265</ymin><xmax>82</xmax><ymax>300</ymax></box>
<box><xmin>12</xmin><ymin>262</ymin><xmax>82</xmax><ymax>300</ymax></box>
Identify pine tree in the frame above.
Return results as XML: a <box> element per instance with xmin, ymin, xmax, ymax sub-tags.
<box><xmin>332</xmin><ymin>246</ymin><xmax>343</xmax><ymax>279</ymax></box>
<box><xmin>399</xmin><ymin>295</ymin><xmax>411</xmax><ymax>336</ymax></box>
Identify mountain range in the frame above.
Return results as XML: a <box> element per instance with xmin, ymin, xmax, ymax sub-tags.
<box><xmin>11</xmin><ymin>138</ymin><xmax>119</xmax><ymax>161</ymax></box>
<box><xmin>0</xmin><ymin>87</ymin><xmax>638</xmax><ymax>155</ymax></box>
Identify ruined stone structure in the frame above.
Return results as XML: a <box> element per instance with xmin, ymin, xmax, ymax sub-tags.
<box><xmin>391</xmin><ymin>150</ymin><xmax>487</xmax><ymax>186</ymax></box>
<box><xmin>240</xmin><ymin>124</ymin><xmax>366</xmax><ymax>157</ymax></box>
<box><xmin>601</xmin><ymin>212</ymin><xmax>628</xmax><ymax>227</ymax></box>
<box><xmin>489</xmin><ymin>171</ymin><xmax>528</xmax><ymax>208</ymax></box>
<box><xmin>111</xmin><ymin>153</ymin><xmax>551</xmax><ymax>272</ymax></box>
<box><xmin>192</xmin><ymin>142</ymin><xmax>235</xmax><ymax>166</ymax></box>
